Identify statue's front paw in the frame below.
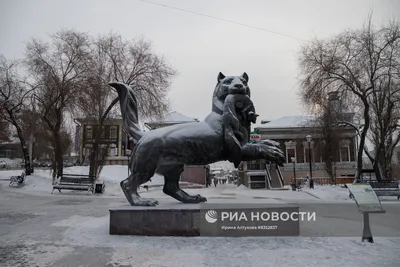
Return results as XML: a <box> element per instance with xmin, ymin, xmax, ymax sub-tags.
<box><xmin>261</xmin><ymin>139</ymin><xmax>281</xmax><ymax>149</ymax></box>
<box><xmin>267</xmin><ymin>146</ymin><xmax>285</xmax><ymax>166</ymax></box>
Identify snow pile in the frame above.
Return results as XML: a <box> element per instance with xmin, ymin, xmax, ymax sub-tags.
<box><xmin>236</xmin><ymin>184</ymin><xmax>249</xmax><ymax>191</ymax></box>
<box><xmin>0</xmin><ymin>157</ymin><xmax>22</xmax><ymax>166</ymax></box>
<box><xmin>302</xmin><ymin>185</ymin><xmax>351</xmax><ymax>201</ymax></box>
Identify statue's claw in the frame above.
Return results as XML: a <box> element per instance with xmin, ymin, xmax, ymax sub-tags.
<box><xmin>195</xmin><ymin>195</ymin><xmax>207</xmax><ymax>203</ymax></box>
<box><xmin>184</xmin><ymin>194</ymin><xmax>207</xmax><ymax>203</ymax></box>
<box><xmin>120</xmin><ymin>179</ymin><xmax>159</xmax><ymax>206</ymax></box>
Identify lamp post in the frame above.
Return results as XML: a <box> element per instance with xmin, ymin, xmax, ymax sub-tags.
<box><xmin>291</xmin><ymin>156</ymin><xmax>296</xmax><ymax>180</ymax></box>
<box><xmin>306</xmin><ymin>135</ymin><xmax>313</xmax><ymax>188</ymax></box>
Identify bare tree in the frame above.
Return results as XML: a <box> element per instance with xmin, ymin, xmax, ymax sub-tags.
<box><xmin>298</xmin><ymin>18</ymin><xmax>400</xmax><ymax>181</ymax></box>
<box><xmin>78</xmin><ymin>33</ymin><xmax>176</xmax><ymax>178</ymax></box>
<box><xmin>0</xmin><ymin>55</ymin><xmax>36</xmax><ymax>174</ymax></box>
<box><xmin>0</xmin><ymin>116</ymin><xmax>10</xmax><ymax>142</ymax></box>
<box><xmin>25</xmin><ymin>30</ymin><xmax>91</xmax><ymax>179</ymax></box>
<box><xmin>368</xmin><ymin>39</ymin><xmax>400</xmax><ymax>179</ymax></box>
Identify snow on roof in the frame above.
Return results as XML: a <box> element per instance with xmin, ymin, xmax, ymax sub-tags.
<box><xmin>0</xmin><ymin>136</ymin><xmax>20</xmax><ymax>145</ymax></box>
<box><xmin>254</xmin><ymin>115</ymin><xmax>316</xmax><ymax>129</ymax></box>
<box><xmin>137</xmin><ymin>120</ymin><xmax>150</xmax><ymax>132</ymax></box>
<box><xmin>163</xmin><ymin>111</ymin><xmax>197</xmax><ymax>123</ymax></box>
<box><xmin>209</xmin><ymin>161</ymin><xmax>235</xmax><ymax>170</ymax></box>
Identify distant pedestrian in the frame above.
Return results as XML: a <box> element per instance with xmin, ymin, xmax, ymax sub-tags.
<box><xmin>309</xmin><ymin>178</ymin><xmax>314</xmax><ymax>189</ymax></box>
<box><xmin>214</xmin><ymin>178</ymin><xmax>218</xmax><ymax>187</ymax></box>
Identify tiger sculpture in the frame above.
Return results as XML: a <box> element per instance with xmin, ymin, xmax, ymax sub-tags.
<box><xmin>109</xmin><ymin>72</ymin><xmax>285</xmax><ymax>206</ymax></box>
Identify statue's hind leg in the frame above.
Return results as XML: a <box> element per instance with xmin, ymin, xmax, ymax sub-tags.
<box><xmin>120</xmin><ymin>161</ymin><xmax>159</xmax><ymax>206</ymax></box>
<box><xmin>158</xmin><ymin>164</ymin><xmax>207</xmax><ymax>203</ymax></box>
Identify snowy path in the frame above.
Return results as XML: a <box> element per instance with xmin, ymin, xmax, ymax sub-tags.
<box><xmin>1</xmin><ymin>170</ymin><xmax>400</xmax><ymax>266</ymax></box>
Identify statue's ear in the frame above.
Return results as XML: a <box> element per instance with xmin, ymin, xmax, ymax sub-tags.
<box><xmin>242</xmin><ymin>72</ymin><xmax>249</xmax><ymax>82</ymax></box>
<box><xmin>218</xmin><ymin>72</ymin><xmax>225</xmax><ymax>82</ymax></box>
<box><xmin>241</xmin><ymin>72</ymin><xmax>249</xmax><ymax>82</ymax></box>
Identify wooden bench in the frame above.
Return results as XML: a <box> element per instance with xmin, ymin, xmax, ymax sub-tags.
<box><xmin>9</xmin><ymin>171</ymin><xmax>26</xmax><ymax>187</ymax></box>
<box><xmin>369</xmin><ymin>181</ymin><xmax>400</xmax><ymax>199</ymax></box>
<box><xmin>52</xmin><ymin>174</ymin><xmax>95</xmax><ymax>194</ymax></box>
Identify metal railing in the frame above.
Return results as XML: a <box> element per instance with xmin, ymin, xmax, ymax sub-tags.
<box><xmin>276</xmin><ymin>165</ymin><xmax>284</xmax><ymax>186</ymax></box>
<box><xmin>295</xmin><ymin>176</ymin><xmax>354</xmax><ymax>185</ymax></box>
<box><xmin>281</xmin><ymin>162</ymin><xmax>357</xmax><ymax>172</ymax></box>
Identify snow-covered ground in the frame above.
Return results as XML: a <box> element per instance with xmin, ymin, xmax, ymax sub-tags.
<box><xmin>2</xmin><ymin>165</ymin><xmax>399</xmax><ymax>203</ymax></box>
<box><xmin>60</xmin><ymin>215</ymin><xmax>400</xmax><ymax>267</ymax></box>
<box><xmin>1</xmin><ymin>166</ymin><xmax>400</xmax><ymax>266</ymax></box>
<box><xmin>302</xmin><ymin>184</ymin><xmax>352</xmax><ymax>201</ymax></box>
<box><xmin>0</xmin><ymin>166</ymin><xmax>167</xmax><ymax>197</ymax></box>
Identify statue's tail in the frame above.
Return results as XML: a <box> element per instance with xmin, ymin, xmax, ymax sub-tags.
<box><xmin>109</xmin><ymin>82</ymin><xmax>143</xmax><ymax>141</ymax></box>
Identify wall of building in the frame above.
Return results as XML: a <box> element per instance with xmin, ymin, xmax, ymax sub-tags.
<box><xmin>181</xmin><ymin>165</ymin><xmax>206</xmax><ymax>185</ymax></box>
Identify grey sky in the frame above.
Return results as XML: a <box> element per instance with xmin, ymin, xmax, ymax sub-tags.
<box><xmin>1</xmin><ymin>0</ymin><xmax>399</xmax><ymax>122</ymax></box>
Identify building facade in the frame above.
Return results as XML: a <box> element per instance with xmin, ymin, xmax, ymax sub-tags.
<box><xmin>75</xmin><ymin>118</ymin><xmax>133</xmax><ymax>165</ymax></box>
<box><xmin>240</xmin><ymin>115</ymin><xmax>358</xmax><ymax>186</ymax></box>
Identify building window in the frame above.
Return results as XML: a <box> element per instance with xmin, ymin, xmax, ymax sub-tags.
<box><xmin>109</xmin><ymin>147</ymin><xmax>116</xmax><ymax>156</ymax></box>
<box><xmin>285</xmin><ymin>141</ymin><xmax>297</xmax><ymax>163</ymax></box>
<box><xmin>287</xmin><ymin>149</ymin><xmax>296</xmax><ymax>163</ymax></box>
<box><xmin>110</xmin><ymin>126</ymin><xmax>118</xmax><ymax>139</ymax></box>
<box><xmin>340</xmin><ymin>147</ymin><xmax>350</xmax><ymax>162</ymax></box>
<box><xmin>100</xmin><ymin>126</ymin><xmax>105</xmax><ymax>138</ymax></box>
<box><xmin>85</xmin><ymin>126</ymin><xmax>92</xmax><ymax>139</ymax></box>
<box><xmin>248</xmin><ymin>159</ymin><xmax>266</xmax><ymax>170</ymax></box>
<box><xmin>339</xmin><ymin>140</ymin><xmax>351</xmax><ymax>162</ymax></box>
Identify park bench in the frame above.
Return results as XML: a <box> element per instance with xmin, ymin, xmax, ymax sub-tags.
<box><xmin>290</xmin><ymin>179</ymin><xmax>304</xmax><ymax>191</ymax></box>
<box><xmin>349</xmin><ymin>180</ymin><xmax>400</xmax><ymax>200</ymax></box>
<box><xmin>9</xmin><ymin>171</ymin><xmax>26</xmax><ymax>187</ymax></box>
<box><xmin>369</xmin><ymin>181</ymin><xmax>400</xmax><ymax>199</ymax></box>
<box><xmin>52</xmin><ymin>174</ymin><xmax>95</xmax><ymax>194</ymax></box>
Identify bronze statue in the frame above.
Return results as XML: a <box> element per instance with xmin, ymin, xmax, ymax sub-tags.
<box><xmin>109</xmin><ymin>72</ymin><xmax>285</xmax><ymax>206</ymax></box>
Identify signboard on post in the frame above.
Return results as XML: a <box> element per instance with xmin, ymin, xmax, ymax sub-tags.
<box><xmin>346</xmin><ymin>184</ymin><xmax>384</xmax><ymax>213</ymax></box>
<box><xmin>249</xmin><ymin>133</ymin><xmax>261</xmax><ymax>143</ymax></box>
<box><xmin>346</xmin><ymin>183</ymin><xmax>386</xmax><ymax>243</ymax></box>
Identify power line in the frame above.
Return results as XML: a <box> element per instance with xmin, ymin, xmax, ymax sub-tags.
<box><xmin>138</xmin><ymin>0</ymin><xmax>304</xmax><ymax>41</ymax></box>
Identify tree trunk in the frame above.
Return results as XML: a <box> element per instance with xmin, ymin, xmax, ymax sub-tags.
<box><xmin>52</xmin><ymin>131</ymin><xmax>64</xmax><ymax>179</ymax></box>
<box><xmin>356</xmin><ymin>102</ymin><xmax>370</xmax><ymax>182</ymax></box>
<box><xmin>5</xmin><ymin>109</ymin><xmax>32</xmax><ymax>175</ymax></box>
<box><xmin>88</xmin><ymin>97</ymin><xmax>119</xmax><ymax>179</ymax></box>
<box><xmin>89</xmin><ymin>141</ymin><xmax>99</xmax><ymax>178</ymax></box>
<box><xmin>15</xmin><ymin>124</ymin><xmax>32</xmax><ymax>175</ymax></box>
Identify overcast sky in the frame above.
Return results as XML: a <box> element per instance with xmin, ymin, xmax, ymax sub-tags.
<box><xmin>1</xmin><ymin>0</ymin><xmax>399</xmax><ymax>122</ymax></box>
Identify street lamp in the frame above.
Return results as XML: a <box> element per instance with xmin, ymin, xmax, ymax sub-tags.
<box><xmin>291</xmin><ymin>156</ymin><xmax>296</xmax><ymax>180</ymax></box>
<box><xmin>306</xmin><ymin>135</ymin><xmax>313</xmax><ymax>187</ymax></box>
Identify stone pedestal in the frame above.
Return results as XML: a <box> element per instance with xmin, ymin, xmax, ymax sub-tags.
<box><xmin>109</xmin><ymin>203</ymin><xmax>201</xmax><ymax>236</ymax></box>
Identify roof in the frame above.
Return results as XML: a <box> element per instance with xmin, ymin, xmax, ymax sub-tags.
<box><xmin>254</xmin><ymin>115</ymin><xmax>316</xmax><ymax>129</ymax></box>
<box><xmin>0</xmin><ymin>136</ymin><xmax>20</xmax><ymax>145</ymax></box>
<box><xmin>163</xmin><ymin>111</ymin><xmax>198</xmax><ymax>123</ymax></box>
<box><xmin>145</xmin><ymin>111</ymin><xmax>198</xmax><ymax>129</ymax></box>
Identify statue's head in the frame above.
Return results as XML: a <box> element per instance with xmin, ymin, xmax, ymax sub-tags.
<box><xmin>213</xmin><ymin>72</ymin><xmax>250</xmax><ymax>102</ymax></box>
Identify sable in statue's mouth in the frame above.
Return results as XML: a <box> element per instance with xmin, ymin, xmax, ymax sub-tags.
<box><xmin>228</xmin><ymin>87</ymin><xmax>247</xmax><ymax>95</ymax></box>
